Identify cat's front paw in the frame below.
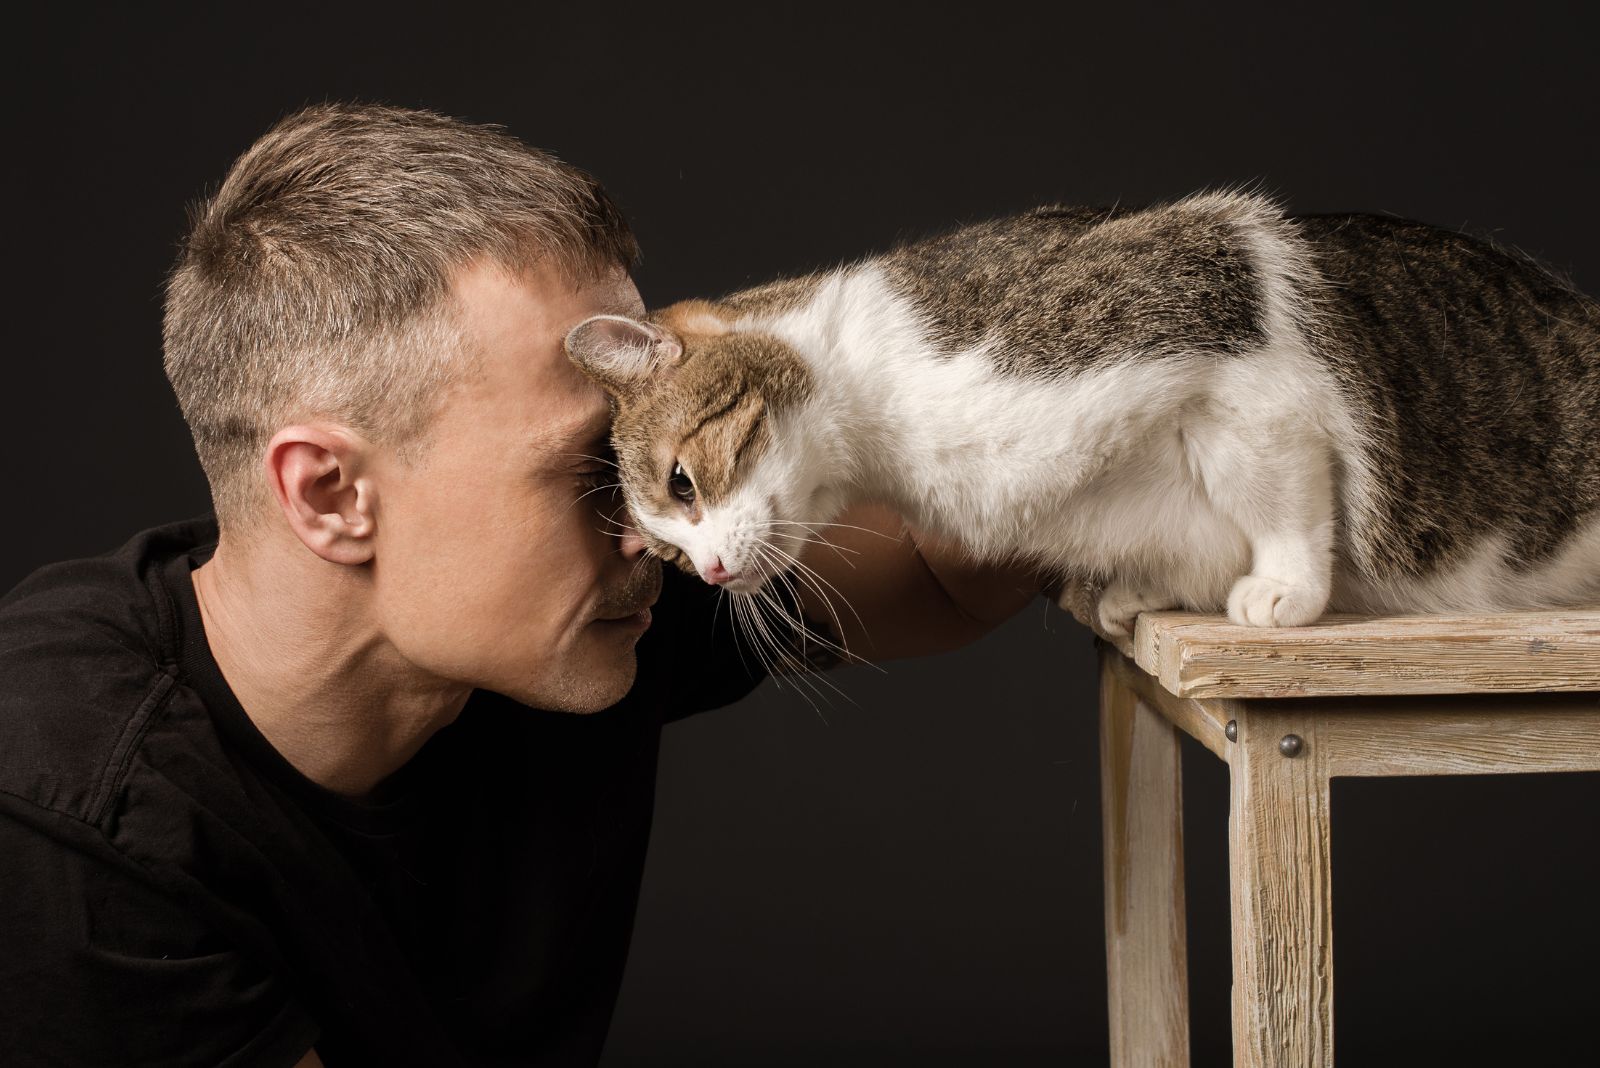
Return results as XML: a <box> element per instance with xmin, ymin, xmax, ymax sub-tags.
<box><xmin>1226</xmin><ymin>575</ymin><xmax>1328</xmax><ymax>627</ymax></box>
<box><xmin>1095</xmin><ymin>579</ymin><xmax>1177</xmax><ymax>639</ymax></box>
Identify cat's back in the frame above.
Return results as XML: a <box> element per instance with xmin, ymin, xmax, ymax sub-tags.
<box><xmin>876</xmin><ymin>194</ymin><xmax>1287</xmax><ymax>375</ymax></box>
<box><xmin>1294</xmin><ymin>210</ymin><xmax>1594</xmax><ymax>302</ymax></box>
<box><xmin>1294</xmin><ymin>210</ymin><xmax>1600</xmax><ymax>376</ymax></box>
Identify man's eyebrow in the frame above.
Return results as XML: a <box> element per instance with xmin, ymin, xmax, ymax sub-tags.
<box><xmin>535</xmin><ymin>408</ymin><xmax>614</xmax><ymax>458</ymax></box>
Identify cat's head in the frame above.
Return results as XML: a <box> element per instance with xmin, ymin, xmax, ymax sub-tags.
<box><xmin>564</xmin><ymin>301</ymin><xmax>844</xmax><ymax>593</ymax></box>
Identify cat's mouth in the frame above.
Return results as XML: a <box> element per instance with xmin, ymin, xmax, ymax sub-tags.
<box><xmin>715</xmin><ymin>556</ymin><xmax>785</xmax><ymax>596</ymax></box>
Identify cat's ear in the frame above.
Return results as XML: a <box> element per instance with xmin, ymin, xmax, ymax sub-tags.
<box><xmin>564</xmin><ymin>315</ymin><xmax>685</xmax><ymax>397</ymax></box>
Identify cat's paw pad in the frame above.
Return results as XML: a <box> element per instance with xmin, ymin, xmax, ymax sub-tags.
<box><xmin>1226</xmin><ymin>575</ymin><xmax>1327</xmax><ymax>627</ymax></box>
<box><xmin>1095</xmin><ymin>581</ymin><xmax>1176</xmax><ymax>639</ymax></box>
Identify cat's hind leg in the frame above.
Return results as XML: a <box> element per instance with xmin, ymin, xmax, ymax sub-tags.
<box><xmin>1187</xmin><ymin>408</ymin><xmax>1336</xmax><ymax>628</ymax></box>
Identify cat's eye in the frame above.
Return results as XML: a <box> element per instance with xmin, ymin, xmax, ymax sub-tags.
<box><xmin>668</xmin><ymin>461</ymin><xmax>697</xmax><ymax>504</ymax></box>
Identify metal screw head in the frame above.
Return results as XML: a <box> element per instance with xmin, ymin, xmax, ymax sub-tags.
<box><xmin>1225</xmin><ymin>720</ymin><xmax>1237</xmax><ymax>742</ymax></box>
<box><xmin>1279</xmin><ymin>733</ymin><xmax>1305</xmax><ymax>758</ymax></box>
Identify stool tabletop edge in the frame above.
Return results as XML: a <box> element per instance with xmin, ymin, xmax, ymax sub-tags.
<box><xmin>1126</xmin><ymin>608</ymin><xmax>1600</xmax><ymax>699</ymax></box>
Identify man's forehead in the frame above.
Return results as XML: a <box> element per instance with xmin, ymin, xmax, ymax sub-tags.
<box><xmin>452</xmin><ymin>258</ymin><xmax>643</xmax><ymax>342</ymax></box>
<box><xmin>534</xmin><ymin>269</ymin><xmax>634</xmax><ymax>455</ymax></box>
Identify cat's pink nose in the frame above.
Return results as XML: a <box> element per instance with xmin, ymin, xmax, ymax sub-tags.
<box><xmin>704</xmin><ymin>557</ymin><xmax>736</xmax><ymax>585</ymax></box>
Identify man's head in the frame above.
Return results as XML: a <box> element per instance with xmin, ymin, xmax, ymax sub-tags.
<box><xmin>164</xmin><ymin>102</ymin><xmax>661</xmax><ymax>712</ymax></box>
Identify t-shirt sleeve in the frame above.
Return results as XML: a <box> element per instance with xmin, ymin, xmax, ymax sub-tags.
<box><xmin>0</xmin><ymin>798</ymin><xmax>321</xmax><ymax>1068</ymax></box>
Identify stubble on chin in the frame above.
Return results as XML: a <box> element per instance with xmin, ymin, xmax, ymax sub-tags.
<box><xmin>510</xmin><ymin>640</ymin><xmax>640</xmax><ymax>715</ymax></box>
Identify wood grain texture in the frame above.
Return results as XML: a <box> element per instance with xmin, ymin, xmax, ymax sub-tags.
<box><xmin>1103</xmin><ymin>640</ymin><xmax>1234</xmax><ymax>762</ymax></box>
<box><xmin>1306</xmin><ymin>692</ymin><xmax>1600</xmax><ymax>776</ymax></box>
<box><xmin>1119</xmin><ymin>608</ymin><xmax>1600</xmax><ymax>699</ymax></box>
<box><xmin>1229</xmin><ymin>706</ymin><xmax>1334</xmax><ymax>1068</ymax></box>
<box><xmin>1100</xmin><ymin>653</ymin><xmax>1191</xmax><ymax>1067</ymax></box>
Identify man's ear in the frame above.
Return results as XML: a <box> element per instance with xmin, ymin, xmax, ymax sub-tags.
<box><xmin>264</xmin><ymin>426</ymin><xmax>377</xmax><ymax>566</ymax></box>
<box><xmin>564</xmin><ymin>315</ymin><xmax>684</xmax><ymax>398</ymax></box>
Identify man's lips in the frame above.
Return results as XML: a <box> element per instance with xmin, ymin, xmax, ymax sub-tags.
<box><xmin>596</xmin><ymin>605</ymin><xmax>652</xmax><ymax>629</ymax></box>
<box><xmin>596</xmin><ymin>587</ymin><xmax>660</xmax><ymax>624</ymax></box>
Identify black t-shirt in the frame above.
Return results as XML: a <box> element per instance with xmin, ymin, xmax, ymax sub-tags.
<box><xmin>0</xmin><ymin>518</ymin><xmax>767</xmax><ymax>1067</ymax></box>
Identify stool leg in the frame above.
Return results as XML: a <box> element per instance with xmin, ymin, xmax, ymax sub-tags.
<box><xmin>1228</xmin><ymin>709</ymin><xmax>1333</xmax><ymax>1067</ymax></box>
<box><xmin>1101</xmin><ymin>656</ymin><xmax>1191</xmax><ymax>1066</ymax></box>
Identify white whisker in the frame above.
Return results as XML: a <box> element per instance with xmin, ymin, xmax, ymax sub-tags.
<box><xmin>747</xmin><ymin>582</ymin><xmax>846</xmax><ymax>717</ymax></box>
<box><xmin>755</xmin><ymin>540</ymin><xmax>871</xmax><ymax>652</ymax></box>
<box><xmin>751</xmin><ymin>542</ymin><xmax>865</xmax><ymax>668</ymax></box>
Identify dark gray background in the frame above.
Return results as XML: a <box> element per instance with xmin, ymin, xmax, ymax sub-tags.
<box><xmin>10</xmin><ymin>4</ymin><xmax>1598</xmax><ymax>1064</ymax></box>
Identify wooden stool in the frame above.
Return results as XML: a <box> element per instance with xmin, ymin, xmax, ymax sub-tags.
<box><xmin>1097</xmin><ymin>609</ymin><xmax>1600</xmax><ymax>1067</ymax></box>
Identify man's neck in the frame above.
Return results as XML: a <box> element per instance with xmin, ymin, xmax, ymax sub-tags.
<box><xmin>191</xmin><ymin>534</ymin><xmax>471</xmax><ymax>800</ymax></box>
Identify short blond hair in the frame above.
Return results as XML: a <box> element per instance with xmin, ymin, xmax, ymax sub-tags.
<box><xmin>162</xmin><ymin>102</ymin><xmax>638</xmax><ymax>528</ymax></box>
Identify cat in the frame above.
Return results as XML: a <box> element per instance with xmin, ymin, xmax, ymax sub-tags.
<box><xmin>563</xmin><ymin>191</ymin><xmax>1600</xmax><ymax>643</ymax></box>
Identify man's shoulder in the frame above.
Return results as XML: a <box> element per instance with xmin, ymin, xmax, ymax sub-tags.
<box><xmin>0</xmin><ymin>518</ymin><xmax>213</xmax><ymax>659</ymax></box>
<box><xmin>0</xmin><ymin>517</ymin><xmax>216</xmax><ymax>823</ymax></box>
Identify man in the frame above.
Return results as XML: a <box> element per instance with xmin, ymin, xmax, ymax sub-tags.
<box><xmin>0</xmin><ymin>103</ymin><xmax>1047</xmax><ymax>1066</ymax></box>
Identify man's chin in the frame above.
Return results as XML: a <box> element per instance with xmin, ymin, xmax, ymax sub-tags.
<box><xmin>498</xmin><ymin>649</ymin><xmax>638</xmax><ymax>714</ymax></box>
